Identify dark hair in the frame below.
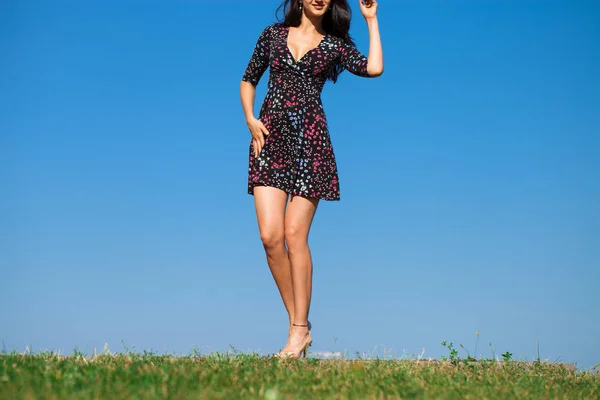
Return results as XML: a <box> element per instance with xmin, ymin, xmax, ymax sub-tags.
<box><xmin>276</xmin><ymin>0</ymin><xmax>355</xmax><ymax>83</ymax></box>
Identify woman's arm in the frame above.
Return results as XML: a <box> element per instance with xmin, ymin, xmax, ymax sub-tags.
<box><xmin>240</xmin><ymin>25</ymin><xmax>273</xmax><ymax>157</ymax></box>
<box><xmin>241</xmin><ymin>77</ymin><xmax>270</xmax><ymax>158</ymax></box>
<box><xmin>360</xmin><ymin>0</ymin><xmax>383</xmax><ymax>77</ymax></box>
<box><xmin>339</xmin><ymin>1</ymin><xmax>383</xmax><ymax>78</ymax></box>
<box><xmin>240</xmin><ymin>24</ymin><xmax>271</xmax><ymax>121</ymax></box>
<box><xmin>240</xmin><ymin>81</ymin><xmax>257</xmax><ymax>123</ymax></box>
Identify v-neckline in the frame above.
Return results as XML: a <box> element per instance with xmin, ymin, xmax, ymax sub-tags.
<box><xmin>285</xmin><ymin>25</ymin><xmax>328</xmax><ymax>64</ymax></box>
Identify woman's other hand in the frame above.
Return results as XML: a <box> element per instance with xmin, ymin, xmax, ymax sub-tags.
<box><xmin>247</xmin><ymin>117</ymin><xmax>270</xmax><ymax>158</ymax></box>
<box><xmin>359</xmin><ymin>0</ymin><xmax>378</xmax><ymax>20</ymax></box>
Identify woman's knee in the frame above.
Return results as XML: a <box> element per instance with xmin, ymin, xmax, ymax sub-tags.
<box><xmin>260</xmin><ymin>229</ymin><xmax>284</xmax><ymax>250</ymax></box>
<box><xmin>284</xmin><ymin>225</ymin><xmax>307</xmax><ymax>251</ymax></box>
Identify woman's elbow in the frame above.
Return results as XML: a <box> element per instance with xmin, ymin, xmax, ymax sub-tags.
<box><xmin>368</xmin><ymin>66</ymin><xmax>384</xmax><ymax>77</ymax></box>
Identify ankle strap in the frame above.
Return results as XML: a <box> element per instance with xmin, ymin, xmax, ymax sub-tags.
<box><xmin>292</xmin><ymin>323</ymin><xmax>308</xmax><ymax>327</ymax></box>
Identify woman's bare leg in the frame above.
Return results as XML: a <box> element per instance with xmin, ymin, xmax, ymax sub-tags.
<box><xmin>253</xmin><ymin>186</ymin><xmax>296</xmax><ymax>325</ymax></box>
<box><xmin>284</xmin><ymin>194</ymin><xmax>319</xmax><ymax>345</ymax></box>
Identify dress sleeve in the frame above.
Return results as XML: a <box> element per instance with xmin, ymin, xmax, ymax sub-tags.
<box><xmin>338</xmin><ymin>39</ymin><xmax>371</xmax><ymax>77</ymax></box>
<box><xmin>242</xmin><ymin>25</ymin><xmax>273</xmax><ymax>86</ymax></box>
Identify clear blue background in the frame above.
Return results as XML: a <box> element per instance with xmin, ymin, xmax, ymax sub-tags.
<box><xmin>2</xmin><ymin>0</ymin><xmax>599</xmax><ymax>371</ymax></box>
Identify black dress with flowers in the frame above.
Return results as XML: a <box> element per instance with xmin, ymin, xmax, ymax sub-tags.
<box><xmin>242</xmin><ymin>23</ymin><xmax>371</xmax><ymax>201</ymax></box>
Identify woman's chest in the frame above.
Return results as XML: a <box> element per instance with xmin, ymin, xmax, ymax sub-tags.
<box><xmin>269</xmin><ymin>32</ymin><xmax>340</xmax><ymax>77</ymax></box>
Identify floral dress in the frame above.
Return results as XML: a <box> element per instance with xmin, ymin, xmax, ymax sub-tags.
<box><xmin>242</xmin><ymin>23</ymin><xmax>371</xmax><ymax>201</ymax></box>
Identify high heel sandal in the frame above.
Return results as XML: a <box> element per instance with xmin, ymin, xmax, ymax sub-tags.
<box><xmin>275</xmin><ymin>323</ymin><xmax>313</xmax><ymax>359</ymax></box>
<box><xmin>276</xmin><ymin>320</ymin><xmax>311</xmax><ymax>358</ymax></box>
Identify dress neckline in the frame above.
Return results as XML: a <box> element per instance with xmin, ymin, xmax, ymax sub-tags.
<box><xmin>285</xmin><ymin>25</ymin><xmax>328</xmax><ymax>64</ymax></box>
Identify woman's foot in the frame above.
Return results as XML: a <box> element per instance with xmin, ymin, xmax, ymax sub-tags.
<box><xmin>276</xmin><ymin>320</ymin><xmax>312</xmax><ymax>358</ymax></box>
<box><xmin>275</xmin><ymin>323</ymin><xmax>312</xmax><ymax>359</ymax></box>
<box><xmin>279</xmin><ymin>319</ymin><xmax>311</xmax><ymax>352</ymax></box>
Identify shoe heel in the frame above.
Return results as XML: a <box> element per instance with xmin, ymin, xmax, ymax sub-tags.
<box><xmin>301</xmin><ymin>340</ymin><xmax>312</xmax><ymax>358</ymax></box>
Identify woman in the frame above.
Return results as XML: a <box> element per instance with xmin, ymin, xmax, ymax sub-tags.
<box><xmin>240</xmin><ymin>0</ymin><xmax>383</xmax><ymax>359</ymax></box>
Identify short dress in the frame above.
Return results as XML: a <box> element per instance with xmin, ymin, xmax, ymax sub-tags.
<box><xmin>242</xmin><ymin>23</ymin><xmax>371</xmax><ymax>201</ymax></box>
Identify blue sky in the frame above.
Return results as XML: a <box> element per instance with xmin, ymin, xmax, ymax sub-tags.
<box><xmin>1</xmin><ymin>0</ymin><xmax>599</xmax><ymax>371</ymax></box>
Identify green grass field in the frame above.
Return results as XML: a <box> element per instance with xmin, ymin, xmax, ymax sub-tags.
<box><xmin>1</xmin><ymin>348</ymin><xmax>598</xmax><ymax>400</ymax></box>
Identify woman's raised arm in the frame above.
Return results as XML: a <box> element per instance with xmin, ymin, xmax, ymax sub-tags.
<box><xmin>360</xmin><ymin>0</ymin><xmax>383</xmax><ymax>77</ymax></box>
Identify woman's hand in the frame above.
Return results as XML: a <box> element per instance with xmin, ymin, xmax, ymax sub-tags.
<box><xmin>358</xmin><ymin>0</ymin><xmax>378</xmax><ymax>20</ymax></box>
<box><xmin>247</xmin><ymin>117</ymin><xmax>270</xmax><ymax>158</ymax></box>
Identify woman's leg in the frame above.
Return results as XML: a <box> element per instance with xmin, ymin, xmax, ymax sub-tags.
<box><xmin>253</xmin><ymin>186</ymin><xmax>296</xmax><ymax>325</ymax></box>
<box><xmin>284</xmin><ymin>194</ymin><xmax>319</xmax><ymax>344</ymax></box>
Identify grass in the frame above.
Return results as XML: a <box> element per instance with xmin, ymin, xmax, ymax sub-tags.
<box><xmin>1</xmin><ymin>343</ymin><xmax>598</xmax><ymax>400</ymax></box>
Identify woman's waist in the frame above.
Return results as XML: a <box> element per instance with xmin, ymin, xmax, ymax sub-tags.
<box><xmin>259</xmin><ymin>102</ymin><xmax>327</xmax><ymax>125</ymax></box>
<box><xmin>268</xmin><ymin>72</ymin><xmax>324</xmax><ymax>93</ymax></box>
<box><xmin>263</xmin><ymin>91</ymin><xmax>323</xmax><ymax>109</ymax></box>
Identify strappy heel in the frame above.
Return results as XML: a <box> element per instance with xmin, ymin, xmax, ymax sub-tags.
<box><xmin>275</xmin><ymin>323</ymin><xmax>313</xmax><ymax>359</ymax></box>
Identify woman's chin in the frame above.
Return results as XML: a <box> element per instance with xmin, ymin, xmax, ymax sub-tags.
<box><xmin>306</xmin><ymin>9</ymin><xmax>327</xmax><ymax>17</ymax></box>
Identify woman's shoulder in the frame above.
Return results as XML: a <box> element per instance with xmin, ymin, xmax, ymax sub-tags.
<box><xmin>252</xmin><ymin>23</ymin><xmax>284</xmax><ymax>41</ymax></box>
<box><xmin>263</xmin><ymin>22</ymin><xmax>286</xmax><ymax>36</ymax></box>
<box><xmin>326</xmin><ymin>35</ymin><xmax>361</xmax><ymax>55</ymax></box>
<box><xmin>327</xmin><ymin>34</ymin><xmax>349</xmax><ymax>47</ymax></box>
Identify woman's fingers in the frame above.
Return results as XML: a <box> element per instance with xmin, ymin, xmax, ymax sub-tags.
<box><xmin>253</xmin><ymin>138</ymin><xmax>259</xmax><ymax>158</ymax></box>
<box><xmin>250</xmin><ymin>119</ymin><xmax>270</xmax><ymax>158</ymax></box>
<box><xmin>259</xmin><ymin>121</ymin><xmax>270</xmax><ymax>136</ymax></box>
<box><xmin>358</xmin><ymin>0</ymin><xmax>378</xmax><ymax>18</ymax></box>
<box><xmin>258</xmin><ymin>124</ymin><xmax>267</xmax><ymax>148</ymax></box>
<box><xmin>359</xmin><ymin>0</ymin><xmax>377</xmax><ymax>10</ymax></box>
<box><xmin>254</xmin><ymin>137</ymin><xmax>263</xmax><ymax>158</ymax></box>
